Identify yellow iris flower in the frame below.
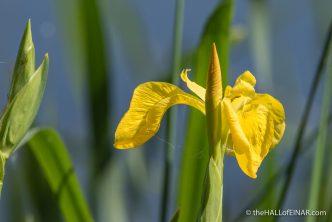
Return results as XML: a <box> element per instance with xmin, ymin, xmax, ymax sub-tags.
<box><xmin>114</xmin><ymin>43</ymin><xmax>285</xmax><ymax>179</ymax></box>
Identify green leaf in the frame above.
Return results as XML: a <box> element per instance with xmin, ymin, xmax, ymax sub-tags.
<box><xmin>195</xmin><ymin>0</ymin><xmax>233</xmax><ymax>89</ymax></box>
<box><xmin>249</xmin><ymin>1</ymin><xmax>276</xmax><ymax>215</ymax></box>
<box><xmin>306</xmin><ymin>38</ymin><xmax>332</xmax><ymax>222</ymax></box>
<box><xmin>200</xmin><ymin>157</ymin><xmax>223</xmax><ymax>222</ymax></box>
<box><xmin>274</xmin><ymin>21</ymin><xmax>332</xmax><ymax>217</ymax></box>
<box><xmin>55</xmin><ymin>0</ymin><xmax>113</xmax><ymax>176</ymax></box>
<box><xmin>170</xmin><ymin>209</ymin><xmax>180</xmax><ymax>222</ymax></box>
<box><xmin>0</xmin><ymin>154</ymin><xmax>4</xmax><ymax>195</ymax></box>
<box><xmin>23</xmin><ymin>128</ymin><xmax>94</xmax><ymax>222</ymax></box>
<box><xmin>177</xmin><ymin>1</ymin><xmax>233</xmax><ymax>222</ymax></box>
<box><xmin>249</xmin><ymin>0</ymin><xmax>273</xmax><ymax>91</ymax></box>
<box><xmin>79</xmin><ymin>0</ymin><xmax>112</xmax><ymax>176</ymax></box>
<box><xmin>55</xmin><ymin>7</ymin><xmax>113</xmax><ymax>216</ymax></box>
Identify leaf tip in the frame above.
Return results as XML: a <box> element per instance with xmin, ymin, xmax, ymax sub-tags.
<box><xmin>43</xmin><ymin>53</ymin><xmax>49</xmax><ymax>64</ymax></box>
<box><xmin>23</xmin><ymin>19</ymin><xmax>34</xmax><ymax>51</ymax></box>
<box><xmin>39</xmin><ymin>53</ymin><xmax>49</xmax><ymax>72</ymax></box>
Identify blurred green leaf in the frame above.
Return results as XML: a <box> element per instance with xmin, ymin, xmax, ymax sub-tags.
<box><xmin>20</xmin><ymin>147</ymin><xmax>62</xmax><ymax>222</ymax></box>
<box><xmin>53</xmin><ymin>0</ymin><xmax>111</xmax><ymax>214</ymax></box>
<box><xmin>79</xmin><ymin>0</ymin><xmax>112</xmax><ymax>178</ymax></box>
<box><xmin>170</xmin><ymin>208</ymin><xmax>180</xmax><ymax>222</ymax></box>
<box><xmin>53</xmin><ymin>0</ymin><xmax>85</xmax><ymax>98</ymax></box>
<box><xmin>99</xmin><ymin>159</ymin><xmax>129</xmax><ymax>222</ymax></box>
<box><xmin>101</xmin><ymin>0</ymin><xmax>158</xmax><ymax>81</ymax></box>
<box><xmin>162</xmin><ymin>0</ymin><xmax>185</xmax><ymax>221</ymax></box>
<box><xmin>232</xmin><ymin>115</ymin><xmax>332</xmax><ymax>222</ymax></box>
<box><xmin>249</xmin><ymin>1</ymin><xmax>275</xmax><ymax>218</ymax></box>
<box><xmin>230</xmin><ymin>25</ymin><xmax>247</xmax><ymax>45</ymax></box>
<box><xmin>306</xmin><ymin>39</ymin><xmax>332</xmax><ymax>222</ymax></box>
<box><xmin>0</xmin><ymin>154</ymin><xmax>4</xmax><ymax>194</ymax></box>
<box><xmin>274</xmin><ymin>21</ymin><xmax>332</xmax><ymax>220</ymax></box>
<box><xmin>177</xmin><ymin>1</ymin><xmax>233</xmax><ymax>221</ymax></box>
<box><xmin>249</xmin><ymin>0</ymin><xmax>273</xmax><ymax>91</ymax></box>
<box><xmin>22</xmin><ymin>128</ymin><xmax>94</xmax><ymax>222</ymax></box>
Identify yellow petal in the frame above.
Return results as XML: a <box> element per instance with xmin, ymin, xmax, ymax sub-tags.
<box><xmin>223</xmin><ymin>99</ymin><xmax>260</xmax><ymax>178</ymax></box>
<box><xmin>223</xmin><ymin>93</ymin><xmax>285</xmax><ymax>178</ymax></box>
<box><xmin>180</xmin><ymin>69</ymin><xmax>206</xmax><ymax>101</ymax></box>
<box><xmin>241</xmin><ymin>94</ymin><xmax>286</xmax><ymax>153</ymax></box>
<box><xmin>114</xmin><ymin>82</ymin><xmax>205</xmax><ymax>149</ymax></box>
<box><xmin>224</xmin><ymin>70</ymin><xmax>256</xmax><ymax>100</ymax></box>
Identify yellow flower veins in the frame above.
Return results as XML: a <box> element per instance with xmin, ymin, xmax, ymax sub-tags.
<box><xmin>114</xmin><ymin>44</ymin><xmax>285</xmax><ymax>179</ymax></box>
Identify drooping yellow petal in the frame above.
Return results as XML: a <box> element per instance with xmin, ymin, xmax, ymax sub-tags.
<box><xmin>223</xmin><ymin>91</ymin><xmax>286</xmax><ymax>178</ymax></box>
<box><xmin>223</xmin><ymin>99</ymin><xmax>260</xmax><ymax>178</ymax></box>
<box><xmin>239</xmin><ymin>94</ymin><xmax>286</xmax><ymax>154</ymax></box>
<box><xmin>114</xmin><ymin>82</ymin><xmax>205</xmax><ymax>149</ymax></box>
<box><xmin>180</xmin><ymin>69</ymin><xmax>206</xmax><ymax>101</ymax></box>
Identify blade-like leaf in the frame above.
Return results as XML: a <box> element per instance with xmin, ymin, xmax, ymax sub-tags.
<box><xmin>22</xmin><ymin>128</ymin><xmax>94</xmax><ymax>222</ymax></box>
<box><xmin>0</xmin><ymin>154</ymin><xmax>4</xmax><ymax>194</ymax></box>
<box><xmin>274</xmin><ymin>21</ymin><xmax>332</xmax><ymax>220</ymax></box>
<box><xmin>170</xmin><ymin>209</ymin><xmax>180</xmax><ymax>222</ymax></box>
<box><xmin>177</xmin><ymin>1</ymin><xmax>233</xmax><ymax>221</ymax></box>
<box><xmin>79</xmin><ymin>0</ymin><xmax>112</xmax><ymax>177</ymax></box>
<box><xmin>249</xmin><ymin>1</ymin><xmax>276</xmax><ymax>215</ymax></box>
<box><xmin>306</xmin><ymin>38</ymin><xmax>332</xmax><ymax>222</ymax></box>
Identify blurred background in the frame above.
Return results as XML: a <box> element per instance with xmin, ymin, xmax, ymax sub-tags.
<box><xmin>0</xmin><ymin>0</ymin><xmax>331</xmax><ymax>221</ymax></box>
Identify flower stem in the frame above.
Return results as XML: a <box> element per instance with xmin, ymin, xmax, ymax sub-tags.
<box><xmin>200</xmin><ymin>150</ymin><xmax>225</xmax><ymax>222</ymax></box>
<box><xmin>201</xmin><ymin>44</ymin><xmax>224</xmax><ymax>221</ymax></box>
<box><xmin>161</xmin><ymin>0</ymin><xmax>185</xmax><ymax>221</ymax></box>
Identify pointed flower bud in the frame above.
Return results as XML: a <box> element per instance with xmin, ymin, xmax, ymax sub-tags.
<box><xmin>0</xmin><ymin>20</ymin><xmax>48</xmax><ymax>158</ymax></box>
<box><xmin>205</xmin><ymin>43</ymin><xmax>223</xmax><ymax>161</ymax></box>
<box><xmin>205</xmin><ymin>43</ymin><xmax>222</xmax><ymax>106</ymax></box>
<box><xmin>9</xmin><ymin>19</ymin><xmax>36</xmax><ymax>101</ymax></box>
<box><xmin>0</xmin><ymin>20</ymin><xmax>48</xmax><ymax>195</ymax></box>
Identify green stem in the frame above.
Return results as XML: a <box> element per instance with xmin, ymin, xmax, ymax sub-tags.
<box><xmin>171</xmin><ymin>0</ymin><xmax>185</xmax><ymax>85</ymax></box>
<box><xmin>306</xmin><ymin>36</ymin><xmax>332</xmax><ymax>222</ymax></box>
<box><xmin>161</xmin><ymin>0</ymin><xmax>185</xmax><ymax>221</ymax></box>
<box><xmin>219</xmin><ymin>148</ymin><xmax>225</xmax><ymax>221</ymax></box>
<box><xmin>274</xmin><ymin>21</ymin><xmax>332</xmax><ymax>222</ymax></box>
<box><xmin>200</xmin><ymin>149</ymin><xmax>225</xmax><ymax>222</ymax></box>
